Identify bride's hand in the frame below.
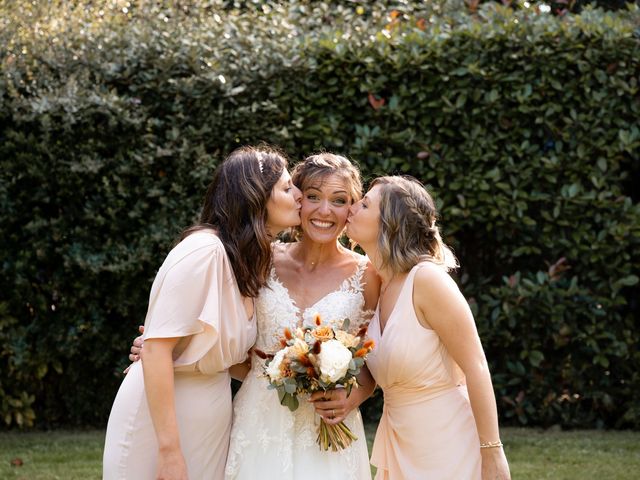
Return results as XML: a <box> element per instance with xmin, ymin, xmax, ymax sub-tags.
<box><xmin>309</xmin><ymin>367</ymin><xmax>376</xmax><ymax>424</ymax></box>
<box><xmin>309</xmin><ymin>388</ymin><xmax>353</xmax><ymax>425</ymax></box>
<box><xmin>123</xmin><ymin>325</ymin><xmax>145</xmax><ymax>374</ymax></box>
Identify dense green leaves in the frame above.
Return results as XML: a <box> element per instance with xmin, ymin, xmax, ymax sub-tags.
<box><xmin>1</xmin><ymin>1</ymin><xmax>639</xmax><ymax>428</ymax></box>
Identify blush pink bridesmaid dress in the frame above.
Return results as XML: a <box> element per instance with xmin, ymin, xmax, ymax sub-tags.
<box><xmin>366</xmin><ymin>263</ymin><xmax>481</xmax><ymax>480</ymax></box>
<box><xmin>103</xmin><ymin>231</ymin><xmax>257</xmax><ymax>480</ymax></box>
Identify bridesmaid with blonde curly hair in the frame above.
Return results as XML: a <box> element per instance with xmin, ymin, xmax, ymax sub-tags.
<box><xmin>346</xmin><ymin>176</ymin><xmax>511</xmax><ymax>480</ymax></box>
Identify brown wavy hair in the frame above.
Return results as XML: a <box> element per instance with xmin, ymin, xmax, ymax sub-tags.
<box><xmin>182</xmin><ymin>145</ymin><xmax>287</xmax><ymax>297</ymax></box>
<box><xmin>371</xmin><ymin>176</ymin><xmax>458</xmax><ymax>274</ymax></box>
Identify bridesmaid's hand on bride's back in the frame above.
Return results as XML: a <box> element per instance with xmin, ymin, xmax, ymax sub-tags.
<box><xmin>123</xmin><ymin>325</ymin><xmax>144</xmax><ymax>374</ymax></box>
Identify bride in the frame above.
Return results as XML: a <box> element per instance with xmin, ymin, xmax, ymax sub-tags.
<box><xmin>225</xmin><ymin>153</ymin><xmax>379</xmax><ymax>480</ymax></box>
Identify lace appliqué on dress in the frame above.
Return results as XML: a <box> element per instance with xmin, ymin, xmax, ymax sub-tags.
<box><xmin>225</xmin><ymin>254</ymin><xmax>372</xmax><ymax>480</ymax></box>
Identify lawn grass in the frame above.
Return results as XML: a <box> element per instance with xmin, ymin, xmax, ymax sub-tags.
<box><xmin>1</xmin><ymin>427</ymin><xmax>639</xmax><ymax>479</ymax></box>
<box><xmin>0</xmin><ymin>429</ymin><xmax>104</xmax><ymax>479</ymax></box>
<box><xmin>502</xmin><ymin>427</ymin><xmax>640</xmax><ymax>479</ymax></box>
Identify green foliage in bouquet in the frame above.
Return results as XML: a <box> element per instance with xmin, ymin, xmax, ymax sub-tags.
<box><xmin>272</xmin><ymin>378</ymin><xmax>300</xmax><ymax>412</ymax></box>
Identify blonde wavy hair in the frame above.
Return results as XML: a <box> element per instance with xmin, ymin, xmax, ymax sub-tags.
<box><xmin>371</xmin><ymin>176</ymin><xmax>458</xmax><ymax>274</ymax></box>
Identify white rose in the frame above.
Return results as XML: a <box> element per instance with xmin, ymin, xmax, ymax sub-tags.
<box><xmin>317</xmin><ymin>339</ymin><xmax>352</xmax><ymax>383</ymax></box>
<box><xmin>265</xmin><ymin>348</ymin><xmax>288</xmax><ymax>382</ymax></box>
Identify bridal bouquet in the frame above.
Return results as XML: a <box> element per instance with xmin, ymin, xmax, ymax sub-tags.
<box><xmin>260</xmin><ymin>315</ymin><xmax>375</xmax><ymax>451</ymax></box>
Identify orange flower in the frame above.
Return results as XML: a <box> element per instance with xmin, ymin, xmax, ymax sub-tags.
<box><xmin>314</xmin><ymin>313</ymin><xmax>322</xmax><ymax>326</ymax></box>
<box><xmin>284</xmin><ymin>328</ymin><xmax>293</xmax><ymax>340</ymax></box>
<box><xmin>363</xmin><ymin>339</ymin><xmax>375</xmax><ymax>351</ymax></box>
<box><xmin>306</xmin><ymin>367</ymin><xmax>318</xmax><ymax>378</ymax></box>
<box><xmin>280</xmin><ymin>339</ymin><xmax>287</xmax><ymax>348</ymax></box>
<box><xmin>311</xmin><ymin>325</ymin><xmax>334</xmax><ymax>341</ymax></box>
<box><xmin>297</xmin><ymin>354</ymin><xmax>312</xmax><ymax>367</ymax></box>
<box><xmin>355</xmin><ymin>348</ymin><xmax>368</xmax><ymax>358</ymax></box>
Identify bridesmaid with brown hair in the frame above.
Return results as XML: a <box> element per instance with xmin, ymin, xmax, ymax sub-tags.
<box><xmin>346</xmin><ymin>176</ymin><xmax>511</xmax><ymax>480</ymax></box>
<box><xmin>103</xmin><ymin>146</ymin><xmax>302</xmax><ymax>480</ymax></box>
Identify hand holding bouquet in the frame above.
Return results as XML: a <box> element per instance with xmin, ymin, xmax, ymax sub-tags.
<box><xmin>261</xmin><ymin>315</ymin><xmax>375</xmax><ymax>451</ymax></box>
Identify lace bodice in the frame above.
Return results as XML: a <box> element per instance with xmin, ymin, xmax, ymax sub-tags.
<box><xmin>225</xmin><ymin>251</ymin><xmax>373</xmax><ymax>479</ymax></box>
<box><xmin>253</xmin><ymin>256</ymin><xmax>369</xmax><ymax>355</ymax></box>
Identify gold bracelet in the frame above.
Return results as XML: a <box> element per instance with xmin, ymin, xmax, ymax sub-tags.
<box><xmin>480</xmin><ymin>440</ymin><xmax>503</xmax><ymax>449</ymax></box>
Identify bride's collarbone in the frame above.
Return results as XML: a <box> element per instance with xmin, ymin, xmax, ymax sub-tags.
<box><xmin>280</xmin><ymin>262</ymin><xmax>353</xmax><ymax>289</ymax></box>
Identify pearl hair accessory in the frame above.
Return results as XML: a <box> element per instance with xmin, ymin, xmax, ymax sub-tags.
<box><xmin>256</xmin><ymin>152</ymin><xmax>265</xmax><ymax>174</ymax></box>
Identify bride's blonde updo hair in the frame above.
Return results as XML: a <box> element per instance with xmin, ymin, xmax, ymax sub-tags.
<box><xmin>292</xmin><ymin>152</ymin><xmax>362</xmax><ymax>203</ymax></box>
<box><xmin>371</xmin><ymin>176</ymin><xmax>458</xmax><ymax>274</ymax></box>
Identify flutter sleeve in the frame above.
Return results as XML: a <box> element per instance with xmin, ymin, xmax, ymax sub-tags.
<box><xmin>143</xmin><ymin>231</ymin><xmax>256</xmax><ymax>373</ymax></box>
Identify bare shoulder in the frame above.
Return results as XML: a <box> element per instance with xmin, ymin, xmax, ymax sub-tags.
<box><xmin>343</xmin><ymin>250</ymin><xmax>379</xmax><ymax>280</ymax></box>
<box><xmin>414</xmin><ymin>262</ymin><xmax>458</xmax><ymax>289</ymax></box>
<box><xmin>345</xmin><ymin>251</ymin><xmax>380</xmax><ymax>311</ymax></box>
<box><xmin>413</xmin><ymin>262</ymin><xmax>464</xmax><ymax>309</ymax></box>
<box><xmin>362</xmin><ymin>259</ymin><xmax>380</xmax><ymax>286</ymax></box>
<box><xmin>411</xmin><ymin>264</ymin><xmax>469</xmax><ymax>331</ymax></box>
<box><xmin>272</xmin><ymin>241</ymin><xmax>293</xmax><ymax>264</ymax></box>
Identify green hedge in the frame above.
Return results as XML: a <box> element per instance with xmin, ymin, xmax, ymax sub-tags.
<box><xmin>1</xmin><ymin>1</ymin><xmax>639</xmax><ymax>429</ymax></box>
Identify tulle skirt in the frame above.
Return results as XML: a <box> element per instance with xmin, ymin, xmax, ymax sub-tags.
<box><xmin>225</xmin><ymin>365</ymin><xmax>372</xmax><ymax>480</ymax></box>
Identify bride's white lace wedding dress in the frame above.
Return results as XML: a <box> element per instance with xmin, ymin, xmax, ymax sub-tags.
<box><xmin>225</xmin><ymin>255</ymin><xmax>372</xmax><ymax>480</ymax></box>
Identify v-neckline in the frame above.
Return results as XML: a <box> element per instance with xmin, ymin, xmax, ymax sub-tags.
<box><xmin>270</xmin><ymin>265</ymin><xmax>356</xmax><ymax>322</ymax></box>
<box><xmin>375</xmin><ymin>268</ymin><xmax>416</xmax><ymax>338</ymax></box>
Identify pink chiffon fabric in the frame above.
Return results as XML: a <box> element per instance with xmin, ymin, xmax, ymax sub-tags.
<box><xmin>366</xmin><ymin>263</ymin><xmax>481</xmax><ymax>480</ymax></box>
<box><xmin>103</xmin><ymin>231</ymin><xmax>256</xmax><ymax>480</ymax></box>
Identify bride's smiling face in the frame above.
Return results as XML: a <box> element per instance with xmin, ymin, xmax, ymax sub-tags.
<box><xmin>300</xmin><ymin>174</ymin><xmax>352</xmax><ymax>244</ymax></box>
